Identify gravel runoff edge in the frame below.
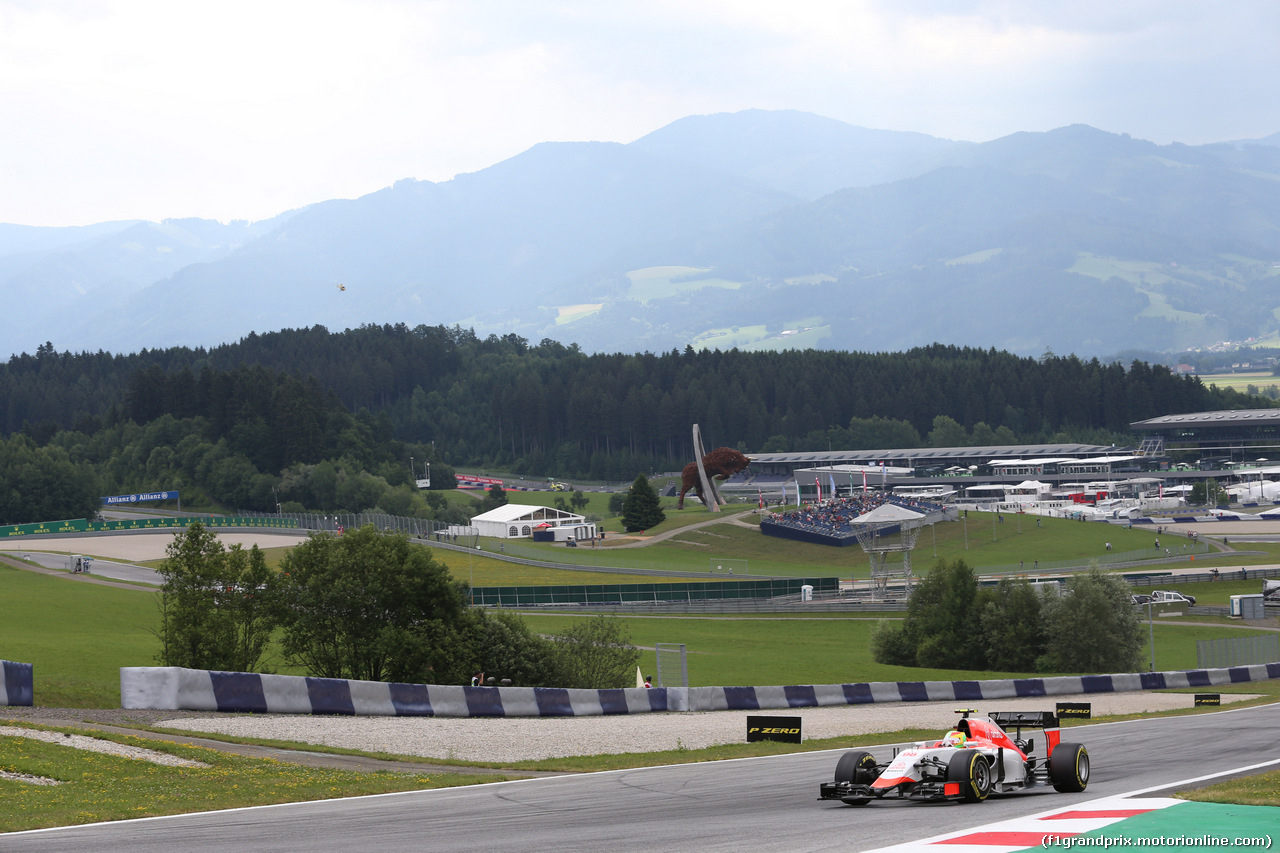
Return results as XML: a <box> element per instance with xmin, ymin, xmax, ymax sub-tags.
<box><xmin>155</xmin><ymin>691</ymin><xmax>1254</xmax><ymax>764</ymax></box>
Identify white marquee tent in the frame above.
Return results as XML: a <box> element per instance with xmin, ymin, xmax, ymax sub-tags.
<box><xmin>470</xmin><ymin>504</ymin><xmax>596</xmax><ymax>541</ymax></box>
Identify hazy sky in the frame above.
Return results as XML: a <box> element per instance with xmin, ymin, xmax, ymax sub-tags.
<box><xmin>3</xmin><ymin>0</ymin><xmax>1277</xmax><ymax>227</ymax></box>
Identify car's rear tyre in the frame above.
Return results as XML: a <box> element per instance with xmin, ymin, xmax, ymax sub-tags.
<box><xmin>1049</xmin><ymin>743</ymin><xmax>1089</xmax><ymax>793</ymax></box>
<box><xmin>946</xmin><ymin>750</ymin><xmax>991</xmax><ymax>803</ymax></box>
<box><xmin>834</xmin><ymin>750</ymin><xmax>878</xmax><ymax>805</ymax></box>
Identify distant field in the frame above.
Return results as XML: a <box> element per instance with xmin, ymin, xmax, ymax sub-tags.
<box><xmin>554</xmin><ymin>303</ymin><xmax>603</xmax><ymax>325</ymax></box>
<box><xmin>624</xmin><ymin>265</ymin><xmax>743</xmax><ymax>303</ymax></box>
<box><xmin>692</xmin><ymin>320</ymin><xmax>832</xmax><ymax>352</ymax></box>
<box><xmin>946</xmin><ymin>247</ymin><xmax>1003</xmax><ymax>265</ymax></box>
<box><xmin>1198</xmin><ymin>370</ymin><xmax>1280</xmax><ymax>394</ymax></box>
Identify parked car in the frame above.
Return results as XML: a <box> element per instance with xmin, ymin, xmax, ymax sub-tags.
<box><xmin>1150</xmin><ymin>589</ymin><xmax>1196</xmax><ymax>606</ymax></box>
<box><xmin>1130</xmin><ymin>594</ymin><xmax>1153</xmax><ymax>606</ymax></box>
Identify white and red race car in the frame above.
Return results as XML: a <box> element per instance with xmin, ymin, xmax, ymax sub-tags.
<box><xmin>819</xmin><ymin>709</ymin><xmax>1089</xmax><ymax>805</ymax></box>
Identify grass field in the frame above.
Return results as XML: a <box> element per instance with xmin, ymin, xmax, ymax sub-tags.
<box><xmin>0</xmin><ymin>726</ymin><xmax>482</xmax><ymax>832</ymax></box>
<box><xmin>516</xmin><ymin>612</ymin><xmax>1277</xmax><ymax>687</ymax></box>
<box><xmin>623</xmin><ymin>265</ymin><xmax>743</xmax><ymax>303</ymax></box>
<box><xmin>1197</xmin><ymin>370</ymin><xmax>1280</xmax><ymax>395</ymax></box>
<box><xmin>6</xmin><ymin>550</ymin><xmax>1277</xmax><ymax>707</ymax></box>
<box><xmin>486</xmin><ymin>506</ymin><xmax>1241</xmax><ymax>579</ymax></box>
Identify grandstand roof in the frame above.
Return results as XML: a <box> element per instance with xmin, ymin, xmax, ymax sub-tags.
<box><xmin>1131</xmin><ymin>409</ymin><xmax>1280</xmax><ymax>430</ymax></box>
<box><xmin>853</xmin><ymin>503</ymin><xmax>925</xmax><ymax>524</ymax></box>
<box><xmin>750</xmin><ymin>443</ymin><xmax>1115</xmax><ymax>465</ymax></box>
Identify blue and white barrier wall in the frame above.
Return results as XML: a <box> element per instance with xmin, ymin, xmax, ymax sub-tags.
<box><xmin>121</xmin><ymin>662</ymin><xmax>1280</xmax><ymax>716</ymax></box>
<box><xmin>1</xmin><ymin>660</ymin><xmax>33</xmax><ymax>706</ymax></box>
<box><xmin>684</xmin><ymin>662</ymin><xmax>1280</xmax><ymax>711</ymax></box>
<box><xmin>121</xmin><ymin>667</ymin><xmax>676</xmax><ymax>716</ymax></box>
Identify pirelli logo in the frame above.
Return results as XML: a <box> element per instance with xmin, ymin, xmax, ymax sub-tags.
<box><xmin>747</xmin><ymin>715</ymin><xmax>802</xmax><ymax>744</ymax></box>
<box><xmin>1056</xmin><ymin>702</ymin><xmax>1092</xmax><ymax>719</ymax></box>
<box><xmin>1195</xmin><ymin>693</ymin><xmax>1221</xmax><ymax>706</ymax></box>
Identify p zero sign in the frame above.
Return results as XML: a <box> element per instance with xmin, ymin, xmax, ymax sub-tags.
<box><xmin>1056</xmin><ymin>702</ymin><xmax>1092</xmax><ymax>719</ymax></box>
<box><xmin>747</xmin><ymin>715</ymin><xmax>802</xmax><ymax>744</ymax></box>
<box><xmin>101</xmin><ymin>491</ymin><xmax>179</xmax><ymax>505</ymax></box>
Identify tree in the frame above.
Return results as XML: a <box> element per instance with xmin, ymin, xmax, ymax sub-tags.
<box><xmin>621</xmin><ymin>474</ymin><xmax>664</xmax><ymax>532</ymax></box>
<box><xmin>0</xmin><ymin>435</ymin><xmax>101</xmax><ymax>525</ymax></box>
<box><xmin>927</xmin><ymin>415</ymin><xmax>969</xmax><ymax>448</ymax></box>
<box><xmin>275</xmin><ymin>525</ymin><xmax>474</xmax><ymax>683</ymax></box>
<box><xmin>1037</xmin><ymin>567</ymin><xmax>1144</xmax><ymax>674</ymax></box>
<box><xmin>907</xmin><ymin>559</ymin><xmax>982</xmax><ymax>668</ymax></box>
<box><xmin>870</xmin><ymin>559</ymin><xmax>994</xmax><ymax>670</ymax></box>
<box><xmin>478</xmin><ymin>482</ymin><xmax>509</xmax><ymax>513</ymax></box>
<box><xmin>976</xmin><ymin>579</ymin><xmax>1046</xmax><ymax>672</ymax></box>
<box><xmin>1189</xmin><ymin>478</ymin><xmax>1224</xmax><ymax>506</ymax></box>
<box><xmin>570</xmin><ymin>489</ymin><xmax>589</xmax><ymax>512</ymax></box>
<box><xmin>547</xmin><ymin>615</ymin><xmax>641</xmax><ymax>689</ymax></box>
<box><xmin>607</xmin><ymin>492</ymin><xmax>626</xmax><ymax>516</ymax></box>
<box><xmin>155</xmin><ymin>522</ymin><xmax>278</xmax><ymax>672</ymax></box>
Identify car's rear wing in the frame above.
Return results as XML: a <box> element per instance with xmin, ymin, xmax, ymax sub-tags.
<box><xmin>989</xmin><ymin>710</ymin><xmax>1062</xmax><ymax>756</ymax></box>
<box><xmin>989</xmin><ymin>711</ymin><xmax>1058</xmax><ymax>729</ymax></box>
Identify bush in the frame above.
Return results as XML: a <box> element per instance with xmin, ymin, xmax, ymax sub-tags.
<box><xmin>546</xmin><ymin>615</ymin><xmax>641</xmax><ymax>689</ymax></box>
<box><xmin>471</xmin><ymin>610</ymin><xmax>557</xmax><ymax>687</ymax></box>
<box><xmin>869</xmin><ymin>620</ymin><xmax>915</xmax><ymax>666</ymax></box>
<box><xmin>1037</xmin><ymin>566</ymin><xmax>1144</xmax><ymax>673</ymax></box>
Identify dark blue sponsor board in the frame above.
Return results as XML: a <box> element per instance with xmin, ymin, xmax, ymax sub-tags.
<box><xmin>102</xmin><ymin>490</ymin><xmax>179</xmax><ymax>505</ymax></box>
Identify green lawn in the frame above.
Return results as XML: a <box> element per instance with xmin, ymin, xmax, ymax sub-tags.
<box><xmin>485</xmin><ymin>507</ymin><xmax>1227</xmax><ymax>579</ymax></box>
<box><xmin>0</xmin><ymin>726</ymin><xmax>483</xmax><ymax>832</ymax></box>
<box><xmin>0</xmin><ymin>564</ymin><xmax>160</xmax><ymax>707</ymax></box>
<box><xmin>8</xmin><ymin>555</ymin><xmax>1276</xmax><ymax>707</ymax></box>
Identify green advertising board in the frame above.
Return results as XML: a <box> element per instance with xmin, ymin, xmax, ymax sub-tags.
<box><xmin>0</xmin><ymin>516</ymin><xmax>298</xmax><ymax>538</ymax></box>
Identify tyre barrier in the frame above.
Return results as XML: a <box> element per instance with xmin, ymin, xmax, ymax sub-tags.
<box><xmin>120</xmin><ymin>667</ymin><xmax>678</xmax><ymax>716</ymax></box>
<box><xmin>1</xmin><ymin>660</ymin><xmax>33</xmax><ymax>706</ymax></box>
<box><xmin>120</xmin><ymin>661</ymin><xmax>1280</xmax><ymax>716</ymax></box>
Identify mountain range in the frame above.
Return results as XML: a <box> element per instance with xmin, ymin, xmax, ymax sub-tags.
<box><xmin>4</xmin><ymin>109</ymin><xmax>1280</xmax><ymax>360</ymax></box>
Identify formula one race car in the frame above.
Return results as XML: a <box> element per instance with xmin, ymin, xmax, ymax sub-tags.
<box><xmin>819</xmin><ymin>709</ymin><xmax>1089</xmax><ymax>805</ymax></box>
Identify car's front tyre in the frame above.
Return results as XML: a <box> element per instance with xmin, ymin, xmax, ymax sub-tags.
<box><xmin>834</xmin><ymin>750</ymin><xmax>878</xmax><ymax>805</ymax></box>
<box><xmin>946</xmin><ymin>750</ymin><xmax>991</xmax><ymax>803</ymax></box>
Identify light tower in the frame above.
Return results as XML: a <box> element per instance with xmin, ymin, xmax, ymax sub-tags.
<box><xmin>852</xmin><ymin>502</ymin><xmax>926</xmax><ymax>599</ymax></box>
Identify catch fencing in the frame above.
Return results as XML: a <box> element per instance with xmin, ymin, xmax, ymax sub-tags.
<box><xmin>1197</xmin><ymin>635</ymin><xmax>1280</xmax><ymax>669</ymax></box>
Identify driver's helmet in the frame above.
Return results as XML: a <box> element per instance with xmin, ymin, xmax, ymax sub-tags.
<box><xmin>941</xmin><ymin>729</ymin><xmax>968</xmax><ymax>748</ymax></box>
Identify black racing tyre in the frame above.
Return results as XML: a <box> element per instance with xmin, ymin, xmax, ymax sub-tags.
<box><xmin>834</xmin><ymin>750</ymin><xmax>878</xmax><ymax>805</ymax></box>
<box><xmin>1049</xmin><ymin>743</ymin><xmax>1090</xmax><ymax>793</ymax></box>
<box><xmin>945</xmin><ymin>749</ymin><xmax>991</xmax><ymax>803</ymax></box>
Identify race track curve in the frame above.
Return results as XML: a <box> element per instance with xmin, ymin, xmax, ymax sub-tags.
<box><xmin>5</xmin><ymin>702</ymin><xmax>1279</xmax><ymax>852</ymax></box>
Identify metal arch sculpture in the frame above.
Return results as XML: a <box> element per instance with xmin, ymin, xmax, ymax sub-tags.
<box><xmin>678</xmin><ymin>446</ymin><xmax>751</xmax><ymax>510</ymax></box>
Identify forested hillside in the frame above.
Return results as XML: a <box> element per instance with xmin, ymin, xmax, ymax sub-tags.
<box><xmin>0</xmin><ymin>324</ymin><xmax>1267</xmax><ymax>525</ymax></box>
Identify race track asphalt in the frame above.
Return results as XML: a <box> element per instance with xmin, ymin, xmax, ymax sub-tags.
<box><xmin>5</xmin><ymin>702</ymin><xmax>1278</xmax><ymax>852</ymax></box>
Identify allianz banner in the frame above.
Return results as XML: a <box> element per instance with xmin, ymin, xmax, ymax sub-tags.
<box><xmin>101</xmin><ymin>491</ymin><xmax>179</xmax><ymax>505</ymax></box>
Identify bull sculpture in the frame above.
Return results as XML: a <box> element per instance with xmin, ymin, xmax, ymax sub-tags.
<box><xmin>678</xmin><ymin>447</ymin><xmax>751</xmax><ymax>510</ymax></box>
